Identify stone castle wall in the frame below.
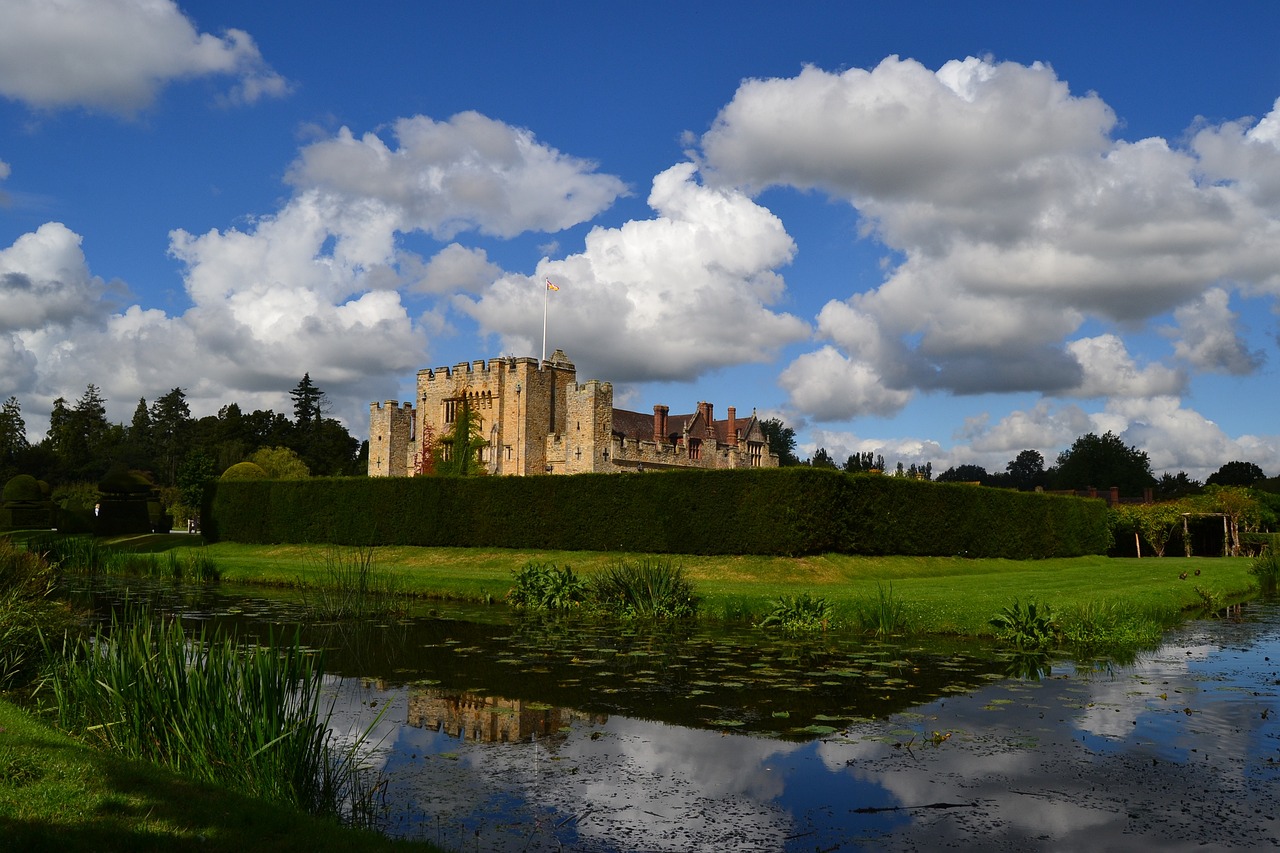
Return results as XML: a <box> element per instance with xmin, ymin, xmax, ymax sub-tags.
<box><xmin>369</xmin><ymin>350</ymin><xmax>778</xmax><ymax>477</ymax></box>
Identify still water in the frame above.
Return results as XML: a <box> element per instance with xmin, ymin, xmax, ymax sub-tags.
<box><xmin>77</xmin><ymin>582</ymin><xmax>1280</xmax><ymax>851</ymax></box>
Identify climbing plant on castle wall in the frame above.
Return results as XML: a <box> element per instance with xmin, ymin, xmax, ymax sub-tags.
<box><xmin>433</xmin><ymin>400</ymin><xmax>487</xmax><ymax>477</ymax></box>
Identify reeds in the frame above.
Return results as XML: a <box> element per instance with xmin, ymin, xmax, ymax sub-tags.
<box><xmin>588</xmin><ymin>558</ymin><xmax>700</xmax><ymax>619</ymax></box>
<box><xmin>852</xmin><ymin>582</ymin><xmax>908</xmax><ymax>637</ymax></box>
<box><xmin>1057</xmin><ymin>598</ymin><xmax>1166</xmax><ymax>657</ymax></box>
<box><xmin>41</xmin><ymin>609</ymin><xmax>383</xmax><ymax>823</ymax></box>
<box><xmin>302</xmin><ymin>545</ymin><xmax>405</xmax><ymax>621</ymax></box>
<box><xmin>0</xmin><ymin>537</ymin><xmax>73</xmax><ymax>689</ymax></box>
<box><xmin>26</xmin><ymin>534</ymin><xmax>219</xmax><ymax>583</ymax></box>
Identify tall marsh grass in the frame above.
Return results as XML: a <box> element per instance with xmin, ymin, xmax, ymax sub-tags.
<box><xmin>588</xmin><ymin>558</ymin><xmax>700</xmax><ymax>619</ymax></box>
<box><xmin>1250</xmin><ymin>547</ymin><xmax>1279</xmax><ymax>592</ymax></box>
<box><xmin>41</xmin><ymin>609</ymin><xmax>384</xmax><ymax>824</ymax></box>
<box><xmin>26</xmin><ymin>534</ymin><xmax>220</xmax><ymax>583</ymax></box>
<box><xmin>303</xmin><ymin>545</ymin><xmax>405</xmax><ymax>621</ymax></box>
<box><xmin>852</xmin><ymin>582</ymin><xmax>909</xmax><ymax>637</ymax></box>
<box><xmin>0</xmin><ymin>537</ymin><xmax>76</xmax><ymax>690</ymax></box>
<box><xmin>1058</xmin><ymin>599</ymin><xmax>1165</xmax><ymax>655</ymax></box>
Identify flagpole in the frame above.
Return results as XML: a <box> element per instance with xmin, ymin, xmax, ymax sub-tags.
<box><xmin>542</xmin><ymin>279</ymin><xmax>548</xmax><ymax>363</ymax></box>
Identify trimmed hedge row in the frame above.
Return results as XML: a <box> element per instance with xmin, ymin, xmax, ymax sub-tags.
<box><xmin>203</xmin><ymin>468</ymin><xmax>1111</xmax><ymax>558</ymax></box>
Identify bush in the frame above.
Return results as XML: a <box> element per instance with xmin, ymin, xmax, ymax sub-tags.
<box><xmin>506</xmin><ymin>562</ymin><xmax>587</xmax><ymax>611</ymax></box>
<box><xmin>221</xmin><ymin>461</ymin><xmax>268</xmax><ymax>480</ymax></box>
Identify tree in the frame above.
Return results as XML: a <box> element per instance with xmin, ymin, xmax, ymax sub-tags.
<box><xmin>1111</xmin><ymin>501</ymin><xmax>1189</xmax><ymax>557</ymax></box>
<box><xmin>809</xmin><ymin>447</ymin><xmax>837</xmax><ymax>469</ymax></box>
<box><xmin>1206</xmin><ymin>461</ymin><xmax>1266</xmax><ymax>487</ymax></box>
<box><xmin>46</xmin><ymin>386</ymin><xmax>113</xmax><ymax>476</ymax></box>
<box><xmin>247</xmin><ymin>446</ymin><xmax>310</xmax><ymax>479</ymax></box>
<box><xmin>937</xmin><ymin>464</ymin><xmax>989</xmax><ymax>484</ymax></box>
<box><xmin>290</xmin><ymin>373</ymin><xmax>326</xmax><ymax>430</ymax></box>
<box><xmin>1195</xmin><ymin>486</ymin><xmax>1265</xmax><ymax>557</ymax></box>
<box><xmin>175</xmin><ymin>449</ymin><xmax>216</xmax><ymax>525</ymax></box>
<box><xmin>1155</xmin><ymin>471</ymin><xmax>1201</xmax><ymax>500</ymax></box>
<box><xmin>0</xmin><ymin>396</ymin><xmax>27</xmax><ymax>460</ymax></box>
<box><xmin>434</xmin><ymin>399</ymin><xmax>487</xmax><ymax>476</ymax></box>
<box><xmin>150</xmin><ymin>388</ymin><xmax>192</xmax><ymax>485</ymax></box>
<box><xmin>1005</xmin><ymin>450</ymin><xmax>1046</xmax><ymax>491</ymax></box>
<box><xmin>843</xmin><ymin>452</ymin><xmax>885</xmax><ymax>474</ymax></box>
<box><xmin>758</xmin><ymin>418</ymin><xmax>800</xmax><ymax>466</ymax></box>
<box><xmin>1051</xmin><ymin>432</ymin><xmax>1155</xmax><ymax>496</ymax></box>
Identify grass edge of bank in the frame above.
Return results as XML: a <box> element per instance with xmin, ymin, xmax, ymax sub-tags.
<box><xmin>0</xmin><ymin>697</ymin><xmax>445</xmax><ymax>853</ymax></box>
<box><xmin>88</xmin><ymin>534</ymin><xmax>1264</xmax><ymax>639</ymax></box>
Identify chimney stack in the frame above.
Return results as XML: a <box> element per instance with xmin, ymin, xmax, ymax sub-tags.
<box><xmin>727</xmin><ymin>406</ymin><xmax>737</xmax><ymax>447</ymax></box>
<box><xmin>653</xmin><ymin>405</ymin><xmax>669</xmax><ymax>443</ymax></box>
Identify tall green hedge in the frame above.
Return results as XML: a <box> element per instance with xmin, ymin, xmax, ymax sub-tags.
<box><xmin>203</xmin><ymin>468</ymin><xmax>1110</xmax><ymax>558</ymax></box>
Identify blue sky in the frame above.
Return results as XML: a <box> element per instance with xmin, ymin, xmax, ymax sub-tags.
<box><xmin>2</xmin><ymin>1</ymin><xmax>1279</xmax><ymax>480</ymax></box>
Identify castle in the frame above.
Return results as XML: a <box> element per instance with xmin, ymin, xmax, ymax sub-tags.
<box><xmin>368</xmin><ymin>350</ymin><xmax>779</xmax><ymax>476</ymax></box>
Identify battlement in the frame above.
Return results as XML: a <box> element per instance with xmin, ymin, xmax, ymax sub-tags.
<box><xmin>371</xmin><ymin>400</ymin><xmax>414</xmax><ymax>412</ymax></box>
<box><xmin>419</xmin><ymin>355</ymin><xmax>541</xmax><ymax>382</ymax></box>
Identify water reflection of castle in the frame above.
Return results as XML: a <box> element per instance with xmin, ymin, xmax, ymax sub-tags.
<box><xmin>408</xmin><ymin>688</ymin><xmax>606</xmax><ymax>743</ymax></box>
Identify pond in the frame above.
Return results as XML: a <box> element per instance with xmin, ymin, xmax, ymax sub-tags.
<box><xmin>71</xmin><ymin>581</ymin><xmax>1280</xmax><ymax>851</ymax></box>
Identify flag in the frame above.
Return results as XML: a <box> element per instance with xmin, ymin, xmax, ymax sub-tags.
<box><xmin>546</xmin><ymin>279</ymin><xmax>559</xmax><ymax>291</ymax></box>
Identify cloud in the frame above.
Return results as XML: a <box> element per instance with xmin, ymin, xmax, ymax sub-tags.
<box><xmin>0</xmin><ymin>222</ymin><xmax>107</xmax><ymax>332</ymax></box>
<box><xmin>0</xmin><ymin>109</ymin><xmax>642</xmax><ymax>436</ymax></box>
<box><xmin>1166</xmin><ymin>287</ymin><xmax>1265</xmax><ymax>374</ymax></box>
<box><xmin>284</xmin><ymin>112</ymin><xmax>628</xmax><ymax>239</ymax></box>
<box><xmin>0</xmin><ymin>0</ymin><xmax>290</xmax><ymax>115</ymax></box>
<box><xmin>700</xmin><ymin>56</ymin><xmax>1280</xmax><ymax>410</ymax></box>
<box><xmin>462</xmin><ymin>162</ymin><xmax>810</xmax><ymax>383</ymax></box>
<box><xmin>414</xmin><ymin>244</ymin><xmax>503</xmax><ymax>295</ymax></box>
<box><xmin>777</xmin><ymin>346</ymin><xmax>912</xmax><ymax>421</ymax></box>
<box><xmin>1064</xmin><ymin>334</ymin><xmax>1185</xmax><ymax>398</ymax></box>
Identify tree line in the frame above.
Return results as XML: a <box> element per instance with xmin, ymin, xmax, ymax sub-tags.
<box><xmin>0</xmin><ymin>375</ymin><xmax>365</xmax><ymax>495</ymax></box>
<box><xmin>760</xmin><ymin>419</ymin><xmax>1275</xmax><ymax>499</ymax></box>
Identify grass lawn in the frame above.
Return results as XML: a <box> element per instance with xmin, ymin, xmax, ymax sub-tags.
<box><xmin>0</xmin><ymin>699</ymin><xmax>444</xmax><ymax>853</ymax></box>
<box><xmin>90</xmin><ymin>533</ymin><xmax>1262</xmax><ymax>637</ymax></box>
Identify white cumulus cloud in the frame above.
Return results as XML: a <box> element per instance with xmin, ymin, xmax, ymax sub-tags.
<box><xmin>0</xmin><ymin>0</ymin><xmax>290</xmax><ymax>115</ymax></box>
<box><xmin>698</xmin><ymin>56</ymin><xmax>1280</xmax><ymax>414</ymax></box>
<box><xmin>285</xmin><ymin>112</ymin><xmax>628</xmax><ymax>240</ymax></box>
<box><xmin>462</xmin><ymin>162</ymin><xmax>810</xmax><ymax>383</ymax></box>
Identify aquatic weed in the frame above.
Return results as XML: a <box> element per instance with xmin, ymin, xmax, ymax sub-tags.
<box><xmin>989</xmin><ymin>599</ymin><xmax>1057</xmax><ymax>650</ymax></box>
<box><xmin>506</xmin><ymin>561</ymin><xmax>587</xmax><ymax>610</ymax></box>
<box><xmin>759</xmin><ymin>592</ymin><xmax>834</xmax><ymax>633</ymax></box>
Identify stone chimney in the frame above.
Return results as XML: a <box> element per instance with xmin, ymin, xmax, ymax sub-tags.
<box><xmin>727</xmin><ymin>407</ymin><xmax>737</xmax><ymax>447</ymax></box>
<box><xmin>653</xmin><ymin>405</ymin><xmax>669</xmax><ymax>443</ymax></box>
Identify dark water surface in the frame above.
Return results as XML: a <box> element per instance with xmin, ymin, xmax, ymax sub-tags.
<box><xmin>74</xmin><ymin>582</ymin><xmax>1280</xmax><ymax>851</ymax></box>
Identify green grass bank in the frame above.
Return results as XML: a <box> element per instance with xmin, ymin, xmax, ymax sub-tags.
<box><xmin>100</xmin><ymin>533</ymin><xmax>1258</xmax><ymax>637</ymax></box>
<box><xmin>0</xmin><ymin>699</ymin><xmax>443</xmax><ymax>853</ymax></box>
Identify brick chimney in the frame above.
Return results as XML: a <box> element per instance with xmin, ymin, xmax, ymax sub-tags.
<box><xmin>653</xmin><ymin>405</ymin><xmax>669</xmax><ymax>443</ymax></box>
<box><xmin>701</xmin><ymin>402</ymin><xmax>715</xmax><ymax>439</ymax></box>
<box><xmin>727</xmin><ymin>406</ymin><xmax>737</xmax><ymax>447</ymax></box>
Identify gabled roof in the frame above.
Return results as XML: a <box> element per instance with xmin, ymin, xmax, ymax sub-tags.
<box><xmin>611</xmin><ymin>406</ymin><xmax>766</xmax><ymax>446</ymax></box>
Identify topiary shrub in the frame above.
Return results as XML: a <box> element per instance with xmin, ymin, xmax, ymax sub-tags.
<box><xmin>2</xmin><ymin>475</ymin><xmax>42</xmax><ymax>504</ymax></box>
<box><xmin>221</xmin><ymin>461</ymin><xmax>268</xmax><ymax>481</ymax></box>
